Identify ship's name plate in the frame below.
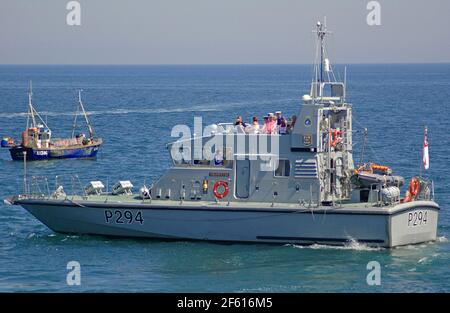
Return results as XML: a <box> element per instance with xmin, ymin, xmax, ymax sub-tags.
<box><xmin>209</xmin><ymin>172</ymin><xmax>230</xmax><ymax>177</ymax></box>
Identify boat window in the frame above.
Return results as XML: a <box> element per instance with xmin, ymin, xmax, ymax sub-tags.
<box><xmin>193</xmin><ymin>159</ymin><xmax>210</xmax><ymax>166</ymax></box>
<box><xmin>191</xmin><ymin>147</ymin><xmax>233</xmax><ymax>168</ymax></box>
<box><xmin>171</xmin><ymin>145</ymin><xmax>234</xmax><ymax>168</ymax></box>
<box><xmin>191</xmin><ymin>158</ymin><xmax>233</xmax><ymax>168</ymax></box>
<box><xmin>321</xmin><ymin>82</ymin><xmax>345</xmax><ymax>100</ymax></box>
<box><xmin>171</xmin><ymin>146</ymin><xmax>192</xmax><ymax>166</ymax></box>
<box><xmin>275</xmin><ymin>159</ymin><xmax>291</xmax><ymax>177</ymax></box>
<box><xmin>39</xmin><ymin>133</ymin><xmax>50</xmax><ymax>140</ymax></box>
<box><xmin>360</xmin><ymin>189</ymin><xmax>370</xmax><ymax>202</ymax></box>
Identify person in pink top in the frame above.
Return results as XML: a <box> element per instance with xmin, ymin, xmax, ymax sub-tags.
<box><xmin>262</xmin><ymin>116</ymin><xmax>272</xmax><ymax>134</ymax></box>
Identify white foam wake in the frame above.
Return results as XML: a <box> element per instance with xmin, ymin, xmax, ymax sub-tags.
<box><xmin>0</xmin><ymin>106</ymin><xmax>217</xmax><ymax>119</ymax></box>
<box><xmin>437</xmin><ymin>236</ymin><xmax>448</xmax><ymax>243</ymax></box>
<box><xmin>0</xmin><ymin>98</ymin><xmax>297</xmax><ymax>119</ymax></box>
<box><xmin>287</xmin><ymin>239</ymin><xmax>384</xmax><ymax>252</ymax></box>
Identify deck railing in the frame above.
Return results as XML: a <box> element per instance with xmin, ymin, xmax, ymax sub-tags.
<box><xmin>21</xmin><ymin>174</ymin><xmax>159</xmax><ymax>201</ymax></box>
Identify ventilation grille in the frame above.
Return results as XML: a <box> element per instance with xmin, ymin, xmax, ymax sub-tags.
<box><xmin>295</xmin><ymin>159</ymin><xmax>317</xmax><ymax>178</ymax></box>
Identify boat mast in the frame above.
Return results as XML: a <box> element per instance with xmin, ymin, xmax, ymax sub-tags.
<box><xmin>71</xmin><ymin>101</ymin><xmax>80</xmax><ymax>138</ymax></box>
<box><xmin>25</xmin><ymin>81</ymin><xmax>51</xmax><ymax>131</ymax></box>
<box><xmin>78</xmin><ymin>90</ymin><xmax>94</xmax><ymax>139</ymax></box>
<box><xmin>23</xmin><ymin>151</ymin><xmax>27</xmax><ymax>195</ymax></box>
<box><xmin>27</xmin><ymin>81</ymin><xmax>37</xmax><ymax>129</ymax></box>
<box><xmin>318</xmin><ymin>20</ymin><xmax>325</xmax><ymax>83</ymax></box>
<box><xmin>359</xmin><ymin>128</ymin><xmax>368</xmax><ymax>165</ymax></box>
<box><xmin>312</xmin><ymin>18</ymin><xmax>332</xmax><ymax>99</ymax></box>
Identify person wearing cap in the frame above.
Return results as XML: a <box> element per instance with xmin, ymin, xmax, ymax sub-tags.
<box><xmin>270</xmin><ymin>114</ymin><xmax>278</xmax><ymax>134</ymax></box>
<box><xmin>275</xmin><ymin>111</ymin><xmax>283</xmax><ymax>126</ymax></box>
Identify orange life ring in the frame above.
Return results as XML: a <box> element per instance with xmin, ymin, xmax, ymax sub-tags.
<box><xmin>402</xmin><ymin>177</ymin><xmax>420</xmax><ymax>203</ymax></box>
<box><xmin>213</xmin><ymin>181</ymin><xmax>229</xmax><ymax>199</ymax></box>
<box><xmin>409</xmin><ymin>177</ymin><xmax>420</xmax><ymax>197</ymax></box>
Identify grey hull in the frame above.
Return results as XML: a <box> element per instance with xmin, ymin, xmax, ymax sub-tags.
<box><xmin>16</xmin><ymin>200</ymin><xmax>439</xmax><ymax>247</ymax></box>
<box><xmin>15</xmin><ymin>198</ymin><xmax>439</xmax><ymax>248</ymax></box>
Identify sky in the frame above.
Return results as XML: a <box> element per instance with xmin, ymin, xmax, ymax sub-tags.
<box><xmin>1</xmin><ymin>0</ymin><xmax>450</xmax><ymax>64</ymax></box>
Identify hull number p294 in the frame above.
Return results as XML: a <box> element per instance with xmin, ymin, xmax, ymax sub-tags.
<box><xmin>408</xmin><ymin>210</ymin><xmax>427</xmax><ymax>227</ymax></box>
<box><xmin>104</xmin><ymin>209</ymin><xmax>144</xmax><ymax>225</ymax></box>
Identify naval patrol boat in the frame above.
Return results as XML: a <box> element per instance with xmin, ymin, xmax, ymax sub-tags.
<box><xmin>6</xmin><ymin>21</ymin><xmax>439</xmax><ymax>247</ymax></box>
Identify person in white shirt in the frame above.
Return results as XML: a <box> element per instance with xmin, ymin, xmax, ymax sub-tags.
<box><xmin>248</xmin><ymin>116</ymin><xmax>260</xmax><ymax>134</ymax></box>
<box><xmin>214</xmin><ymin>149</ymin><xmax>224</xmax><ymax>166</ymax></box>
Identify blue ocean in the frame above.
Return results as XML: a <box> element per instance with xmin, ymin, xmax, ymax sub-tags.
<box><xmin>0</xmin><ymin>64</ymin><xmax>448</xmax><ymax>292</ymax></box>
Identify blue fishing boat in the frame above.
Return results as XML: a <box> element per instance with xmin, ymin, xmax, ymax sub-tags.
<box><xmin>4</xmin><ymin>83</ymin><xmax>102</xmax><ymax>161</ymax></box>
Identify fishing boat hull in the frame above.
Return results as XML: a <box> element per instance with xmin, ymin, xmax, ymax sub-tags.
<box><xmin>10</xmin><ymin>198</ymin><xmax>439</xmax><ymax>248</ymax></box>
<box><xmin>9</xmin><ymin>143</ymin><xmax>101</xmax><ymax>161</ymax></box>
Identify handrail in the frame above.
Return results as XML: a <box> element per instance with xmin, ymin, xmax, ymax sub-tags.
<box><xmin>22</xmin><ymin>174</ymin><xmax>159</xmax><ymax>200</ymax></box>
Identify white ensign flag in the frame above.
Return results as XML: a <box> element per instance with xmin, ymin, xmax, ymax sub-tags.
<box><xmin>423</xmin><ymin>128</ymin><xmax>429</xmax><ymax>170</ymax></box>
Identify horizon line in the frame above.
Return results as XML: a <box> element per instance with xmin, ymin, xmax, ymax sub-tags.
<box><xmin>1</xmin><ymin>62</ymin><xmax>450</xmax><ymax>66</ymax></box>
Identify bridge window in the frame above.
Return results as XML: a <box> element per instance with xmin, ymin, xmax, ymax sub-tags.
<box><xmin>172</xmin><ymin>146</ymin><xmax>233</xmax><ymax>168</ymax></box>
<box><xmin>171</xmin><ymin>146</ymin><xmax>191</xmax><ymax>166</ymax></box>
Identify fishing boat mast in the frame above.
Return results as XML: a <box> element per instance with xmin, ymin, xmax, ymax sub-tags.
<box><xmin>72</xmin><ymin>90</ymin><xmax>94</xmax><ymax>139</ymax></box>
<box><xmin>26</xmin><ymin>81</ymin><xmax>36</xmax><ymax>129</ymax></box>
<box><xmin>25</xmin><ymin>81</ymin><xmax>51</xmax><ymax>131</ymax></box>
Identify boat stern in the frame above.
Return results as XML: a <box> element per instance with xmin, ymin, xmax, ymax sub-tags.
<box><xmin>388</xmin><ymin>200</ymin><xmax>439</xmax><ymax>247</ymax></box>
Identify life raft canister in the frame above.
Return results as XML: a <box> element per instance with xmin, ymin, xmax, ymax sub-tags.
<box><xmin>213</xmin><ymin>180</ymin><xmax>229</xmax><ymax>199</ymax></box>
